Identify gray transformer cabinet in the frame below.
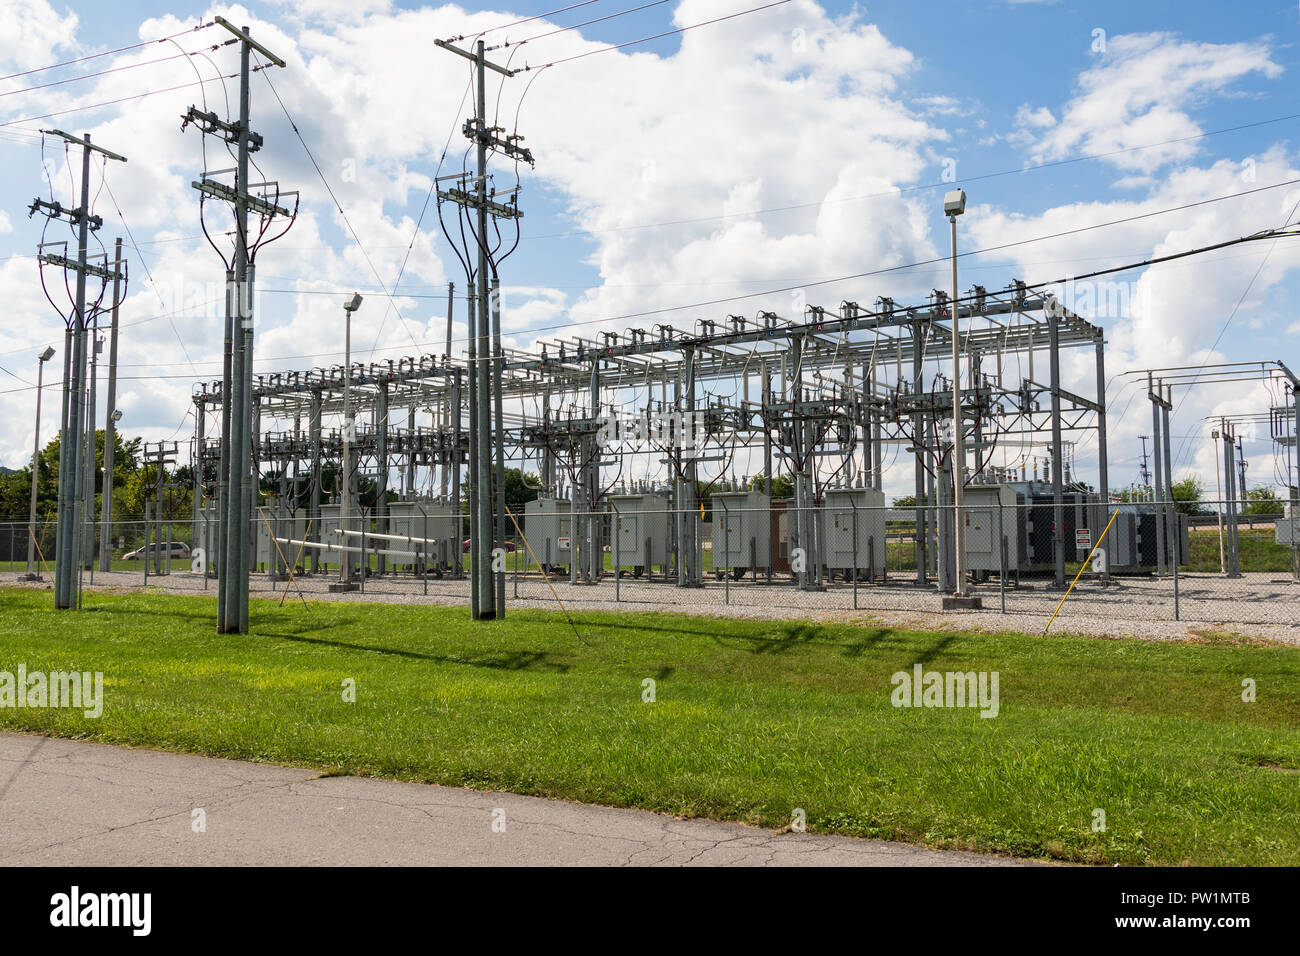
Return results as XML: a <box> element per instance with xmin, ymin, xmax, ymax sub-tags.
<box><xmin>386</xmin><ymin>498</ymin><xmax>459</xmax><ymax>570</ymax></box>
<box><xmin>255</xmin><ymin>502</ymin><xmax>308</xmax><ymax>573</ymax></box>
<box><xmin>524</xmin><ymin>497</ymin><xmax>573</xmax><ymax>571</ymax></box>
<box><xmin>712</xmin><ymin>489</ymin><xmax>772</xmax><ymax>576</ymax></box>
<box><xmin>1091</xmin><ymin>503</ymin><xmax>1138</xmax><ymax>570</ymax></box>
<box><xmin>609</xmin><ymin>492</ymin><xmax>671</xmax><ymax>576</ymax></box>
<box><xmin>819</xmin><ymin>486</ymin><xmax>887</xmax><ymax>580</ymax></box>
<box><xmin>962</xmin><ymin>484</ymin><xmax>1026</xmax><ymax>578</ymax></box>
<box><xmin>317</xmin><ymin>503</ymin><xmax>346</xmax><ymax>568</ymax></box>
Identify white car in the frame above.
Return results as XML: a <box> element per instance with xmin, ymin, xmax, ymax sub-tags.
<box><xmin>123</xmin><ymin>541</ymin><xmax>192</xmax><ymax>561</ymax></box>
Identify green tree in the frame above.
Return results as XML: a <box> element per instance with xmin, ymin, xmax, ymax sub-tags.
<box><xmin>747</xmin><ymin>473</ymin><xmax>793</xmax><ymax>498</ymax></box>
<box><xmin>1243</xmin><ymin>487</ymin><xmax>1285</xmax><ymax>517</ymax></box>
<box><xmin>1170</xmin><ymin>477</ymin><xmax>1209</xmax><ymax>516</ymax></box>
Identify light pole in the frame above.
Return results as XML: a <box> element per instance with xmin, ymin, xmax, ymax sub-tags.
<box><xmin>333</xmin><ymin>293</ymin><xmax>362</xmax><ymax>592</ymax></box>
<box><xmin>943</xmin><ymin>188</ymin><xmax>973</xmax><ymax>601</ymax></box>
<box><xmin>23</xmin><ymin>346</ymin><xmax>57</xmax><ymax>580</ymax></box>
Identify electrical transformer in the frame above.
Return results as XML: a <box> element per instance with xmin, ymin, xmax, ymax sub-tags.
<box><xmin>317</xmin><ymin>503</ymin><xmax>346</xmax><ymax>567</ymax></box>
<box><xmin>1136</xmin><ymin>510</ymin><xmax>1189</xmax><ymax>567</ymax></box>
<box><xmin>524</xmin><ymin>497</ymin><xmax>572</xmax><ymax>571</ymax></box>
<box><xmin>255</xmin><ymin>504</ymin><xmax>308</xmax><ymax>571</ymax></box>
<box><xmin>609</xmin><ymin>491</ymin><xmax>671</xmax><ymax>576</ymax></box>
<box><xmin>1274</xmin><ymin>511</ymin><xmax>1298</xmax><ymax>548</ymax></box>
<box><xmin>819</xmin><ymin>486</ymin><xmax>887</xmax><ymax>580</ymax></box>
<box><xmin>712</xmin><ymin>489</ymin><xmax>772</xmax><ymax>576</ymax></box>
<box><xmin>961</xmin><ymin>484</ymin><xmax>1025</xmax><ymax>578</ymax></box>
<box><xmin>386</xmin><ymin>498</ymin><xmax>459</xmax><ymax>569</ymax></box>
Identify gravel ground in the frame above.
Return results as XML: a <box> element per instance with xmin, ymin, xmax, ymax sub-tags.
<box><xmin>8</xmin><ymin>566</ymin><xmax>1299</xmax><ymax>645</ymax></box>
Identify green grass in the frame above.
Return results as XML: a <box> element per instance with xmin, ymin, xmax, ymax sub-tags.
<box><xmin>1186</xmin><ymin>527</ymin><xmax>1296</xmax><ymax>574</ymax></box>
<box><xmin>1</xmin><ymin>586</ymin><xmax>1297</xmax><ymax>865</ymax></box>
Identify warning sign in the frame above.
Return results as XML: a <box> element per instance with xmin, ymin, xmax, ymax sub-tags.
<box><xmin>1075</xmin><ymin>529</ymin><xmax>1091</xmax><ymax>550</ymax></box>
<box><xmin>558</xmin><ymin>536</ymin><xmax>571</xmax><ymax>551</ymax></box>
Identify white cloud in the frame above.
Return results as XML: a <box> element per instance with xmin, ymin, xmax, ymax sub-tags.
<box><xmin>1019</xmin><ymin>33</ymin><xmax>1281</xmax><ymax>173</ymax></box>
<box><xmin>0</xmin><ymin>0</ymin><xmax>77</xmax><ymax>75</ymax></box>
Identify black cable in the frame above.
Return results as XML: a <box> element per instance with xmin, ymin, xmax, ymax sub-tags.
<box><xmin>519</xmin><ymin>1</ymin><xmax>793</xmax><ymax>70</ymax></box>
<box><xmin>0</xmin><ymin>21</ymin><xmax>215</xmax><ymax>82</ymax></box>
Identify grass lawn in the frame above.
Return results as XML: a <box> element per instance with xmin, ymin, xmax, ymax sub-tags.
<box><xmin>0</xmin><ymin>585</ymin><xmax>1297</xmax><ymax>865</ymax></box>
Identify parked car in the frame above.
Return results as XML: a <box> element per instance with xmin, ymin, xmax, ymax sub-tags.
<box><xmin>123</xmin><ymin>541</ymin><xmax>192</xmax><ymax>561</ymax></box>
<box><xmin>461</xmin><ymin>539</ymin><xmax>517</xmax><ymax>553</ymax></box>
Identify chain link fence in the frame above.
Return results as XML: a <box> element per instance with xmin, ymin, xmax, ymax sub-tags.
<box><xmin>3</xmin><ymin>497</ymin><xmax>1297</xmax><ymax>630</ymax></box>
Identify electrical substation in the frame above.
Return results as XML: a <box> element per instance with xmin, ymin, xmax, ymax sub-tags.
<box><xmin>19</xmin><ymin>16</ymin><xmax>1300</xmax><ymax>634</ymax></box>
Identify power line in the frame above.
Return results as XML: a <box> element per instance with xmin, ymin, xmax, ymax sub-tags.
<box><xmin>520</xmin><ymin>0</ymin><xmax>794</xmax><ymax>70</ymax></box>
<box><xmin>0</xmin><ymin>21</ymin><xmax>215</xmax><ymax>83</ymax></box>
<box><xmin>520</xmin><ymin>111</ymin><xmax>1300</xmax><ymax>242</ymax></box>
<box><xmin>490</xmin><ymin>176</ymin><xmax>1300</xmax><ymax>336</ymax></box>
<box><xmin>500</xmin><ymin>0</ymin><xmax>674</xmax><ymax>49</ymax></box>
<box><xmin>103</xmin><ymin>179</ymin><xmax>201</xmax><ymax>376</ymax></box>
<box><xmin>256</xmin><ymin>63</ymin><xmax>426</xmax><ymax>358</ymax></box>
<box><xmin>0</xmin><ymin>45</ymin><xmax>234</xmax><ymax>99</ymax></box>
<box><xmin>448</xmin><ymin>1</ymin><xmax>602</xmax><ymax>42</ymax></box>
<box><xmin>363</xmin><ymin>73</ymin><xmax>474</xmax><ymax>357</ymax></box>
<box><xmin>0</xmin><ymin>73</ymin><xmax>240</xmax><ymax>130</ymax></box>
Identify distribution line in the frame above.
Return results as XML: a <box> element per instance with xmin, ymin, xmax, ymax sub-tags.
<box><xmin>0</xmin><ymin>73</ymin><xmax>240</xmax><ymax>130</ymax></box>
<box><xmin>519</xmin><ymin>0</ymin><xmax>793</xmax><ymax>70</ymax></box>
<box><xmin>256</xmin><ymin>64</ymin><xmax>426</xmax><ymax>358</ymax></box>
<box><xmin>0</xmin><ymin>21</ymin><xmax>215</xmax><ymax>83</ymax></box>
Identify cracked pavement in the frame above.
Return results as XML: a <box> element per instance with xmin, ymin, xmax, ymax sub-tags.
<box><xmin>0</xmin><ymin>732</ymin><xmax>1028</xmax><ymax>866</ymax></box>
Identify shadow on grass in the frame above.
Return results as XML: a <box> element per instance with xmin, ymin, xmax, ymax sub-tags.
<box><xmin>583</xmin><ymin>617</ymin><xmax>903</xmax><ymax>659</ymax></box>
<box><xmin>260</xmin><ymin>630</ymin><xmax>573</xmax><ymax>673</ymax></box>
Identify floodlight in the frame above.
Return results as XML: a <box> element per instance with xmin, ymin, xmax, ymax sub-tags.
<box><xmin>344</xmin><ymin>293</ymin><xmax>363</xmax><ymax>313</ymax></box>
<box><xmin>943</xmin><ymin>189</ymin><xmax>966</xmax><ymax>217</ymax></box>
<box><xmin>38</xmin><ymin>346</ymin><xmax>55</xmax><ymax>362</ymax></box>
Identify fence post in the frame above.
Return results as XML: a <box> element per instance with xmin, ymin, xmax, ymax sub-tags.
<box><xmin>614</xmin><ymin>506</ymin><xmax>620</xmax><ymax>604</ymax></box>
<box><xmin>722</xmin><ymin>500</ymin><xmax>730</xmax><ymax>605</ymax></box>
<box><xmin>998</xmin><ymin>502</ymin><xmax>1006</xmax><ymax>615</ymax></box>
<box><xmin>422</xmin><ymin>507</ymin><xmax>429</xmax><ymax>597</ymax></box>
<box><xmin>851</xmin><ymin>500</ymin><xmax>859</xmax><ymax>610</ymax></box>
<box><xmin>359</xmin><ymin>508</ymin><xmax>367</xmax><ymax>595</ymax></box>
<box><xmin>1173</xmin><ymin>537</ymin><xmax>1180</xmax><ymax>622</ymax></box>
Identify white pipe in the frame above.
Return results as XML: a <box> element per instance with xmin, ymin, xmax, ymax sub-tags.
<box><xmin>276</xmin><ymin>537</ymin><xmax>429</xmax><ymax>560</ymax></box>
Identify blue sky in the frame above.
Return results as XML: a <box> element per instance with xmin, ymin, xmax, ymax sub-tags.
<box><xmin>1</xmin><ymin>0</ymin><xmax>1298</xmax><ymax>499</ymax></box>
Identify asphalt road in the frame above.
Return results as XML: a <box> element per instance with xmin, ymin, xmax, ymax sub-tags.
<box><xmin>0</xmin><ymin>732</ymin><xmax>1026</xmax><ymax>866</ymax></box>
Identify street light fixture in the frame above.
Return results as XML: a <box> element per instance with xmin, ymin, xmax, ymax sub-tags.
<box><xmin>332</xmin><ymin>293</ymin><xmax>363</xmax><ymax>592</ymax></box>
<box><xmin>23</xmin><ymin>347</ymin><xmax>57</xmax><ymax>580</ymax></box>
<box><xmin>944</xmin><ymin>189</ymin><xmax>976</xmax><ymax>604</ymax></box>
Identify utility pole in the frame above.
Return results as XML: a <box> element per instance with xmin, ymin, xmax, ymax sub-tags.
<box><xmin>434</xmin><ymin>36</ymin><xmax>533</xmax><ymax>620</ymax></box>
<box><xmin>29</xmin><ymin>129</ymin><xmax>127</xmax><ymax>609</ymax></box>
<box><xmin>183</xmin><ymin>17</ymin><xmax>293</xmax><ymax>633</ymax></box>
<box><xmin>99</xmin><ymin>237</ymin><xmax>123</xmax><ymax>572</ymax></box>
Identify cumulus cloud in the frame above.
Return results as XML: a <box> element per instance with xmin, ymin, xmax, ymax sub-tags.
<box><xmin>1017</xmin><ymin>33</ymin><xmax>1281</xmax><ymax>173</ymax></box>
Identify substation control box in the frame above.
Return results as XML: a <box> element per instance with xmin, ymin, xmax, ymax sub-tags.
<box><xmin>819</xmin><ymin>486</ymin><xmax>888</xmax><ymax>578</ymax></box>
<box><xmin>711</xmin><ymin>490</ymin><xmax>772</xmax><ymax>573</ymax></box>
<box><xmin>961</xmin><ymin>484</ymin><xmax>1026</xmax><ymax>577</ymax></box>
<box><xmin>524</xmin><ymin>497</ymin><xmax>573</xmax><ymax>570</ymax></box>
<box><xmin>255</xmin><ymin>500</ymin><xmax>309</xmax><ymax>570</ymax></box>
<box><xmin>609</xmin><ymin>492</ymin><xmax>672</xmax><ymax>574</ymax></box>
<box><xmin>386</xmin><ymin>498</ymin><xmax>459</xmax><ymax>568</ymax></box>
